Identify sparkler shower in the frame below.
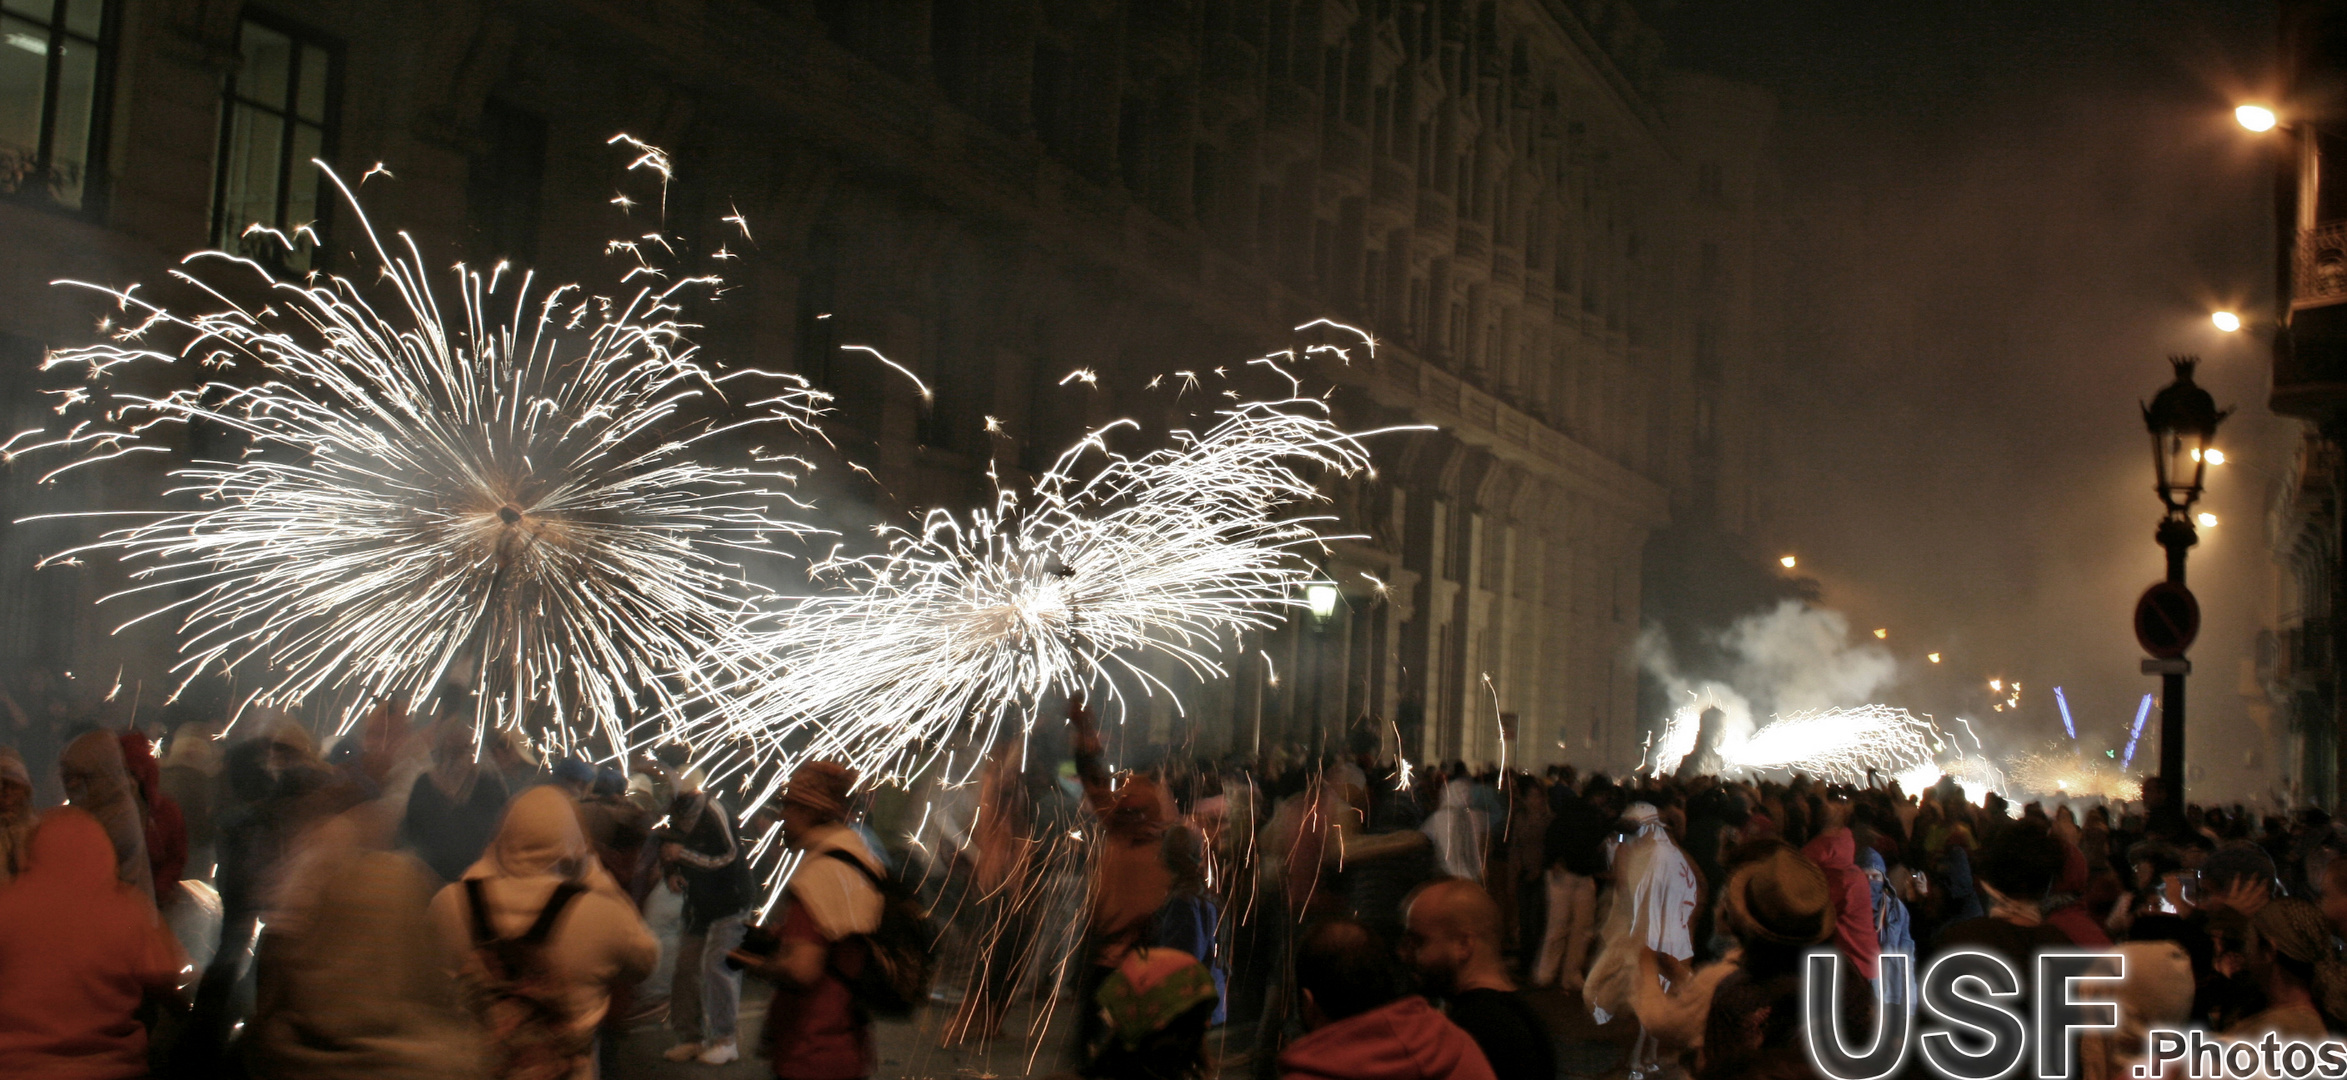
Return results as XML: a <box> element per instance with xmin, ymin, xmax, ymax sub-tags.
<box><xmin>703</xmin><ymin>368</ymin><xmax>1397</xmax><ymax>789</ymax></box>
<box><xmin>5</xmin><ymin>160</ymin><xmax>828</xmax><ymax>748</ymax></box>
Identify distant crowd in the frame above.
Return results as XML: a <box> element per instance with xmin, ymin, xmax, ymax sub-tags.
<box><xmin>3</xmin><ymin>677</ymin><xmax>2346</xmax><ymax>1080</ymax></box>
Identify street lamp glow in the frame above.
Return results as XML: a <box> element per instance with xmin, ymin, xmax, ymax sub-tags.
<box><xmin>2212</xmin><ymin>311</ymin><xmax>2242</xmax><ymax>333</ymax></box>
<box><xmin>1873</xmin><ymin>628</ymin><xmax>1888</xmax><ymax>639</ymax></box>
<box><xmin>1779</xmin><ymin>555</ymin><xmax>1798</xmax><ymax>569</ymax></box>
<box><xmin>2205</xmin><ymin>449</ymin><xmax>2225</xmax><ymax>465</ymax></box>
<box><xmin>1927</xmin><ymin>652</ymin><xmax>1942</xmax><ymax>664</ymax></box>
<box><xmin>2236</xmin><ymin>104</ymin><xmax>2279</xmax><ymax>132</ymax></box>
<box><xmin>2197</xmin><ymin>512</ymin><xmax>2219</xmax><ymax>528</ymax></box>
<box><xmin>1305</xmin><ymin>582</ymin><xmax>1341</xmax><ymax>618</ymax></box>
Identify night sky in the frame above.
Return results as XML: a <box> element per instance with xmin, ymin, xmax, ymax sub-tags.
<box><xmin>1643</xmin><ymin>0</ymin><xmax>2288</xmax><ymax>796</ymax></box>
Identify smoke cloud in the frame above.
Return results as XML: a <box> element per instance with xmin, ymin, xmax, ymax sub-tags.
<box><xmin>1640</xmin><ymin>600</ymin><xmax>1900</xmax><ymax>773</ymax></box>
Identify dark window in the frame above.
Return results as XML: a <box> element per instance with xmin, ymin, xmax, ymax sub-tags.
<box><xmin>0</xmin><ymin>0</ymin><xmax>115</xmax><ymax>211</ymax></box>
<box><xmin>212</xmin><ymin>14</ymin><xmax>340</xmax><ymax>271</ymax></box>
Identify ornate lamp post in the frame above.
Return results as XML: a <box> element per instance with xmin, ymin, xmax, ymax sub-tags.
<box><xmin>2141</xmin><ymin>356</ymin><xmax>2230</xmax><ymax>820</ymax></box>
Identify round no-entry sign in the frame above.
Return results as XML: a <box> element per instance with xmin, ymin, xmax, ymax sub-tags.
<box><xmin>2134</xmin><ymin>582</ymin><xmax>2200</xmax><ymax>659</ymax></box>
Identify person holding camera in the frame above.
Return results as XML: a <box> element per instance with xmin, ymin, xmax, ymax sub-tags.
<box><xmin>729</xmin><ymin>760</ymin><xmax>883</xmax><ymax>1080</ymax></box>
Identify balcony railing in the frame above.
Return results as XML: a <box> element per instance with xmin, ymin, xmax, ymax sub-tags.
<box><xmin>2296</xmin><ymin>220</ymin><xmax>2347</xmax><ymax>309</ymax></box>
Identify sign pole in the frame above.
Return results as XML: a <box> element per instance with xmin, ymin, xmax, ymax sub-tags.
<box><xmin>2152</xmin><ymin>517</ymin><xmax>2199</xmax><ymax>824</ymax></box>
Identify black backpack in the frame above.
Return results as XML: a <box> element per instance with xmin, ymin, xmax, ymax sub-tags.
<box><xmin>821</xmin><ymin>849</ymin><xmax>938</xmax><ymax>1018</ymax></box>
<box><xmin>461</xmin><ymin>879</ymin><xmax>588</xmax><ymax>1080</ymax></box>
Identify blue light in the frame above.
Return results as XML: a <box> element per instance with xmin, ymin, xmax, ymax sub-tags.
<box><xmin>2055</xmin><ymin>686</ymin><xmax>2076</xmax><ymax>740</ymax></box>
<box><xmin>2121</xmin><ymin>693</ymin><xmax>2154</xmax><ymax>771</ymax></box>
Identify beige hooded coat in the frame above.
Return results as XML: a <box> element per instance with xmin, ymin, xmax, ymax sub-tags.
<box><xmin>427</xmin><ymin>786</ymin><xmax>657</xmax><ymax>1080</ymax></box>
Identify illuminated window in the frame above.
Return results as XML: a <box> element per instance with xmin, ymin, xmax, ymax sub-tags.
<box><xmin>212</xmin><ymin>15</ymin><xmax>338</xmax><ymax>270</ymax></box>
<box><xmin>0</xmin><ymin>0</ymin><xmax>115</xmax><ymax>211</ymax></box>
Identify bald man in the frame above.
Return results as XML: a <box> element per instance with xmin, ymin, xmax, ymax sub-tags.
<box><xmin>1402</xmin><ymin>879</ymin><xmax>1556</xmax><ymax>1080</ymax></box>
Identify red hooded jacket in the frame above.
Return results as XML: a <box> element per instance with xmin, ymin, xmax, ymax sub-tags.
<box><xmin>1802</xmin><ymin>827</ymin><xmax>1882</xmax><ymax>980</ymax></box>
<box><xmin>0</xmin><ymin>808</ymin><xmax>185</xmax><ymax>1079</ymax></box>
<box><xmin>1278</xmin><ymin>996</ymin><xmax>1498</xmax><ymax>1080</ymax></box>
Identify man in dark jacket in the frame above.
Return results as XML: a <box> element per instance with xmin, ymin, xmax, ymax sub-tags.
<box><xmin>660</xmin><ymin>786</ymin><xmax>755</xmax><ymax>1064</ymax></box>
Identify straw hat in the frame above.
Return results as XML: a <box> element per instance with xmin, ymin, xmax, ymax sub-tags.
<box><xmin>1723</xmin><ymin>846</ymin><xmax>1835</xmax><ymax>946</ymax></box>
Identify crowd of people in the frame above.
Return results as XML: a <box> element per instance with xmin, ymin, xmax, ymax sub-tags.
<box><xmin>7</xmin><ymin>679</ymin><xmax>2347</xmax><ymax>1080</ymax></box>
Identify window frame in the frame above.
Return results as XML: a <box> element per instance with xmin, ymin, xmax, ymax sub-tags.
<box><xmin>2</xmin><ymin>0</ymin><xmax>122</xmax><ymax>216</ymax></box>
<box><xmin>209</xmin><ymin>9</ymin><xmax>344</xmax><ymax>267</ymax></box>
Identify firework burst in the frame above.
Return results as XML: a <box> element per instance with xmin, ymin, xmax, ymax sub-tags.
<box><xmin>701</xmin><ymin>366</ymin><xmax>1391</xmax><ymax>790</ymax></box>
<box><xmin>6</xmin><ymin>162</ymin><xmax>826</xmax><ymax>748</ymax></box>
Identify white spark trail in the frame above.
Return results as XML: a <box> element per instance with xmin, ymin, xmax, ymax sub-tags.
<box><xmin>703</xmin><ymin>378</ymin><xmax>1407</xmax><ymax>789</ymax></box>
<box><xmin>14</xmin><ymin>160</ymin><xmax>827</xmax><ymax>749</ymax></box>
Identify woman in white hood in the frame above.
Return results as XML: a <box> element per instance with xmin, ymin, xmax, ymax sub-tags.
<box><xmin>429</xmin><ymin>784</ymin><xmax>659</xmax><ymax>1080</ymax></box>
<box><xmin>1582</xmin><ymin>802</ymin><xmax>1699</xmax><ymax>1080</ymax></box>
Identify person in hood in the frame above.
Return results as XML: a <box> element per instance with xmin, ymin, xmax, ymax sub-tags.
<box><xmin>1800</xmin><ymin>799</ymin><xmax>1880</xmax><ymax>982</ymax></box>
<box><xmin>1583</xmin><ymin>803</ymin><xmax>1699</xmax><ymax>1080</ymax></box>
<box><xmin>1082</xmin><ymin>947</ymin><xmax>1221</xmax><ymax>1080</ymax></box>
<box><xmin>59</xmin><ymin>729</ymin><xmax>153</xmax><ymax>901</ymax></box>
<box><xmin>1422</xmin><ymin>772</ymin><xmax>1489</xmax><ymax>882</ymax></box>
<box><xmin>731</xmin><ymin>759</ymin><xmax>883</xmax><ymax>1080</ymax></box>
<box><xmin>428</xmin><ymin>785</ymin><xmax>657</xmax><ymax>1080</ymax></box>
<box><xmin>160</xmin><ymin>722</ymin><xmax>220</xmax><ymax>874</ymax></box>
<box><xmin>402</xmin><ymin>720</ymin><xmax>511</xmax><ymax>883</ymax></box>
<box><xmin>0</xmin><ymin>807</ymin><xmax>186</xmax><ymax>1079</ymax></box>
<box><xmin>1276</xmin><ymin>917</ymin><xmax>1495</xmax><ymax>1080</ymax></box>
<box><xmin>0</xmin><ymin>746</ymin><xmax>33</xmax><ymax>884</ymax></box>
<box><xmin>118</xmin><ymin>729</ymin><xmax>188</xmax><ymax>907</ymax></box>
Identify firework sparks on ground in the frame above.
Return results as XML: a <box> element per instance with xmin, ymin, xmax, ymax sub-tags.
<box><xmin>699</xmin><ymin>369</ymin><xmax>1394</xmax><ymax>791</ymax></box>
<box><xmin>1642</xmin><ymin>696</ymin><xmax>1996</xmax><ymax>797</ymax></box>
<box><xmin>1723</xmin><ymin>705</ymin><xmax>1949</xmax><ymax>786</ymax></box>
<box><xmin>8</xmin><ymin>159</ymin><xmax>826</xmax><ymax>748</ymax></box>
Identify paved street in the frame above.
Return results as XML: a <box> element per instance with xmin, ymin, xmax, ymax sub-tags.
<box><xmin>606</xmin><ymin>982</ymin><xmax>1645</xmax><ymax>1080</ymax></box>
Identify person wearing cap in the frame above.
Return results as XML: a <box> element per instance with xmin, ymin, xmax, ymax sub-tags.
<box><xmin>730</xmin><ymin>759</ymin><xmax>884</xmax><ymax>1080</ymax></box>
<box><xmin>1701</xmin><ymin>842</ymin><xmax>1836</xmax><ymax>1076</ymax></box>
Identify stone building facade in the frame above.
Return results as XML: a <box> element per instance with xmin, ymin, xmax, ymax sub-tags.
<box><xmin>0</xmin><ymin>0</ymin><xmax>1778</xmax><ymax>772</ymax></box>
